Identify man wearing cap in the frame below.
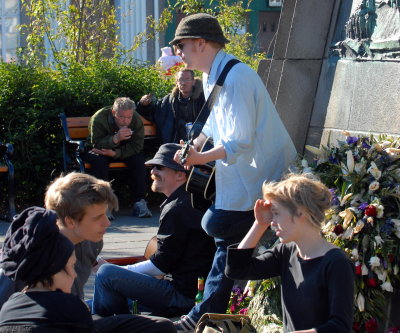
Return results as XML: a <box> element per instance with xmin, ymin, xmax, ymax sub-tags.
<box><xmin>170</xmin><ymin>13</ymin><xmax>297</xmax><ymax>331</ymax></box>
<box><xmin>92</xmin><ymin>143</ymin><xmax>215</xmax><ymax>318</ymax></box>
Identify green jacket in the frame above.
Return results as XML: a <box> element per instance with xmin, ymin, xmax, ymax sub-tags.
<box><xmin>86</xmin><ymin>106</ymin><xmax>144</xmax><ymax>159</ymax></box>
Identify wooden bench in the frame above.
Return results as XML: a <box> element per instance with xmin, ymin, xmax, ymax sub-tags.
<box><xmin>60</xmin><ymin>113</ymin><xmax>157</xmax><ymax>172</ymax></box>
<box><xmin>0</xmin><ymin>142</ymin><xmax>16</xmax><ymax>221</ymax></box>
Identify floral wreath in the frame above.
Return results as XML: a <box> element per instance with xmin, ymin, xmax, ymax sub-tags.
<box><xmin>298</xmin><ymin>132</ymin><xmax>400</xmax><ymax>333</ymax></box>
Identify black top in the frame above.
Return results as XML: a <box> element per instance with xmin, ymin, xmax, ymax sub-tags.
<box><xmin>150</xmin><ymin>185</ymin><xmax>215</xmax><ymax>298</ymax></box>
<box><xmin>0</xmin><ymin>290</ymin><xmax>94</xmax><ymax>332</ymax></box>
<box><xmin>226</xmin><ymin>242</ymin><xmax>354</xmax><ymax>333</ymax></box>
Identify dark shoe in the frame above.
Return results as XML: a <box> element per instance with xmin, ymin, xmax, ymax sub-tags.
<box><xmin>173</xmin><ymin>315</ymin><xmax>196</xmax><ymax>333</ymax></box>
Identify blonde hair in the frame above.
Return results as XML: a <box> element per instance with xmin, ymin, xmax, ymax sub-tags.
<box><xmin>262</xmin><ymin>174</ymin><xmax>331</xmax><ymax>229</ymax></box>
<box><xmin>45</xmin><ymin>172</ymin><xmax>118</xmax><ymax>224</ymax></box>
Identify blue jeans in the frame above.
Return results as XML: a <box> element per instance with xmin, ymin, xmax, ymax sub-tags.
<box><xmin>187</xmin><ymin>206</ymin><xmax>254</xmax><ymax>322</ymax></box>
<box><xmin>92</xmin><ymin>264</ymin><xmax>194</xmax><ymax>317</ymax></box>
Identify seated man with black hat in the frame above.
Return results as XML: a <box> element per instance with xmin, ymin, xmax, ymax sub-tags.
<box><xmin>92</xmin><ymin>143</ymin><xmax>216</xmax><ymax>318</ymax></box>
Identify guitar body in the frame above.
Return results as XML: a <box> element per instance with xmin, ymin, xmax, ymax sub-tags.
<box><xmin>186</xmin><ymin>137</ymin><xmax>216</xmax><ymax>211</ymax></box>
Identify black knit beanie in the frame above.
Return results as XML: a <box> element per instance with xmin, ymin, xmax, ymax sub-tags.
<box><xmin>0</xmin><ymin>207</ymin><xmax>74</xmax><ymax>285</ymax></box>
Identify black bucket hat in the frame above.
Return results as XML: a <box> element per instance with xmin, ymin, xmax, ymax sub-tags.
<box><xmin>170</xmin><ymin>13</ymin><xmax>230</xmax><ymax>46</ymax></box>
<box><xmin>145</xmin><ymin>143</ymin><xmax>187</xmax><ymax>173</ymax></box>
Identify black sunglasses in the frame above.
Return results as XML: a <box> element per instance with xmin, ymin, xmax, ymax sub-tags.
<box><xmin>175</xmin><ymin>42</ymin><xmax>185</xmax><ymax>51</ymax></box>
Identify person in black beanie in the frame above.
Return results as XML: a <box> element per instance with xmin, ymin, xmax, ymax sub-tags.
<box><xmin>0</xmin><ymin>207</ymin><xmax>95</xmax><ymax>332</ymax></box>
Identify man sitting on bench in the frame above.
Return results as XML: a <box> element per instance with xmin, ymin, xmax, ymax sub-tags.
<box><xmin>84</xmin><ymin>97</ymin><xmax>152</xmax><ymax>218</ymax></box>
<box><xmin>92</xmin><ymin>143</ymin><xmax>216</xmax><ymax>318</ymax></box>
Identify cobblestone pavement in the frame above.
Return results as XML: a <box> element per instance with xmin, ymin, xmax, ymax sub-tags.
<box><xmin>0</xmin><ymin>206</ymin><xmax>160</xmax><ymax>300</ymax></box>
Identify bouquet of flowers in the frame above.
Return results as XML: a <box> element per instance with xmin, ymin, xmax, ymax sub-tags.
<box><xmin>299</xmin><ymin>132</ymin><xmax>400</xmax><ymax>332</ymax></box>
<box><xmin>227</xmin><ymin>282</ymin><xmax>255</xmax><ymax>315</ymax></box>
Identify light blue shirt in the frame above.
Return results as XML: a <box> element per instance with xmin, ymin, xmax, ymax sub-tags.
<box><xmin>202</xmin><ymin>50</ymin><xmax>297</xmax><ymax>211</ymax></box>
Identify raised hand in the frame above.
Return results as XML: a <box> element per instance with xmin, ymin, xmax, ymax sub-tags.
<box><xmin>254</xmin><ymin>199</ymin><xmax>273</xmax><ymax>227</ymax></box>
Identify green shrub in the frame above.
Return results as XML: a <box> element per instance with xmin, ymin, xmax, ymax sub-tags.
<box><xmin>0</xmin><ymin>60</ymin><xmax>173</xmax><ymax>210</ymax></box>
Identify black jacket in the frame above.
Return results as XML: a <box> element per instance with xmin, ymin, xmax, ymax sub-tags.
<box><xmin>150</xmin><ymin>185</ymin><xmax>215</xmax><ymax>299</ymax></box>
<box><xmin>137</xmin><ymin>79</ymin><xmax>205</xmax><ymax>144</ymax></box>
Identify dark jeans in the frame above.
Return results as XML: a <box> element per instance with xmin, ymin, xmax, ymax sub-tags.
<box><xmin>93</xmin><ymin>314</ymin><xmax>176</xmax><ymax>333</ymax></box>
<box><xmin>84</xmin><ymin>152</ymin><xmax>147</xmax><ymax>203</ymax></box>
<box><xmin>186</xmin><ymin>206</ymin><xmax>254</xmax><ymax>322</ymax></box>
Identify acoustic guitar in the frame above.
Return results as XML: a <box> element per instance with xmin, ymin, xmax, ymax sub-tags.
<box><xmin>182</xmin><ymin>137</ymin><xmax>216</xmax><ymax>211</ymax></box>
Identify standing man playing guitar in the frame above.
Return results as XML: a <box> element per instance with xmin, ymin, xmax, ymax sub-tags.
<box><xmin>171</xmin><ymin>13</ymin><xmax>297</xmax><ymax>332</ymax></box>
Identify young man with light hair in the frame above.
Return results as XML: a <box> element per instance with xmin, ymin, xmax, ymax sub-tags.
<box><xmin>170</xmin><ymin>13</ymin><xmax>297</xmax><ymax>332</ymax></box>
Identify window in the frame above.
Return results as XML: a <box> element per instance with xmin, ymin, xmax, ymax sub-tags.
<box><xmin>269</xmin><ymin>0</ymin><xmax>282</xmax><ymax>7</ymax></box>
<box><xmin>0</xmin><ymin>0</ymin><xmax>19</xmax><ymax>62</ymax></box>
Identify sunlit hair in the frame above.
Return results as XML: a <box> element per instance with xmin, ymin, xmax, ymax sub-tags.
<box><xmin>45</xmin><ymin>172</ymin><xmax>118</xmax><ymax>225</ymax></box>
<box><xmin>176</xmin><ymin>69</ymin><xmax>195</xmax><ymax>80</ymax></box>
<box><xmin>113</xmin><ymin>97</ymin><xmax>135</xmax><ymax>113</ymax></box>
<box><xmin>262</xmin><ymin>173</ymin><xmax>332</xmax><ymax>229</ymax></box>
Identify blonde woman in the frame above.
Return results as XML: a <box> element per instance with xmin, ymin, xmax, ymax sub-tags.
<box><xmin>226</xmin><ymin>174</ymin><xmax>354</xmax><ymax>333</ymax></box>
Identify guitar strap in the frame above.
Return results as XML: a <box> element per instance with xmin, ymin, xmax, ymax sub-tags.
<box><xmin>187</xmin><ymin>58</ymin><xmax>241</xmax><ymax>142</ymax></box>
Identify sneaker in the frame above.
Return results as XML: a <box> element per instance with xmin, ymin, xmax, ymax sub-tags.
<box><xmin>133</xmin><ymin>199</ymin><xmax>152</xmax><ymax>218</ymax></box>
<box><xmin>173</xmin><ymin>315</ymin><xmax>196</xmax><ymax>333</ymax></box>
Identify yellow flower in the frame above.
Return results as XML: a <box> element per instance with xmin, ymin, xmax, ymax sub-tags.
<box><xmin>340</xmin><ymin>193</ymin><xmax>353</xmax><ymax>206</ymax></box>
<box><xmin>339</xmin><ymin>208</ymin><xmax>355</xmax><ymax>228</ymax></box>
<box><xmin>353</xmin><ymin>220</ymin><xmax>365</xmax><ymax>234</ymax></box>
<box><xmin>367</xmin><ymin>161</ymin><xmax>382</xmax><ymax>180</ymax></box>
<box><xmin>368</xmin><ymin>181</ymin><xmax>380</xmax><ymax>192</ymax></box>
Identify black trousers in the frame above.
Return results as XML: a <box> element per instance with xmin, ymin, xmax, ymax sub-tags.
<box><xmin>84</xmin><ymin>152</ymin><xmax>147</xmax><ymax>203</ymax></box>
<box><xmin>93</xmin><ymin>314</ymin><xmax>176</xmax><ymax>333</ymax></box>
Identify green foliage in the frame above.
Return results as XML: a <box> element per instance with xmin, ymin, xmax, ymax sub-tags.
<box><xmin>171</xmin><ymin>0</ymin><xmax>266</xmax><ymax>70</ymax></box>
<box><xmin>20</xmin><ymin>0</ymin><xmax>117</xmax><ymax>66</ymax></box>
<box><xmin>0</xmin><ymin>60</ymin><xmax>173</xmax><ymax>209</ymax></box>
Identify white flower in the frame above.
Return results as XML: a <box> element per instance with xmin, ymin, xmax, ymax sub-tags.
<box><xmin>346</xmin><ymin>150</ymin><xmax>354</xmax><ymax>173</ymax></box>
<box><xmin>356</xmin><ymin>293</ymin><xmax>365</xmax><ymax>311</ymax></box>
<box><xmin>351</xmin><ymin>248</ymin><xmax>359</xmax><ymax>260</ymax></box>
<box><xmin>341</xmin><ymin>162</ymin><xmax>349</xmax><ymax>176</ymax></box>
<box><xmin>362</xmin><ymin>263</ymin><xmax>368</xmax><ymax>275</ymax></box>
<box><xmin>301</xmin><ymin>159</ymin><xmax>308</xmax><ymax>168</ymax></box>
<box><xmin>385</xmin><ymin>148</ymin><xmax>400</xmax><ymax>161</ymax></box>
<box><xmin>354</xmin><ymin>159</ymin><xmax>367</xmax><ymax>176</ymax></box>
<box><xmin>374</xmin><ymin>235</ymin><xmax>384</xmax><ymax>247</ymax></box>
<box><xmin>392</xmin><ymin>219</ymin><xmax>400</xmax><ymax>238</ymax></box>
<box><xmin>394</xmin><ymin>265</ymin><xmax>399</xmax><ymax>275</ymax></box>
<box><xmin>367</xmin><ymin>161</ymin><xmax>382</xmax><ymax>180</ymax></box>
<box><xmin>377</xmin><ymin>269</ymin><xmax>387</xmax><ymax>282</ymax></box>
<box><xmin>340</xmin><ymin>193</ymin><xmax>353</xmax><ymax>206</ymax></box>
<box><xmin>369</xmin><ymin>256</ymin><xmax>381</xmax><ymax>268</ymax></box>
<box><xmin>381</xmin><ymin>281</ymin><xmax>394</xmax><ymax>292</ymax></box>
<box><xmin>369</xmin><ymin>181</ymin><xmax>380</xmax><ymax>193</ymax></box>
<box><xmin>342</xmin><ymin>226</ymin><xmax>354</xmax><ymax>240</ymax></box>
<box><xmin>376</xmin><ymin>205</ymin><xmax>384</xmax><ymax>218</ymax></box>
<box><xmin>350</xmin><ymin>193</ymin><xmax>362</xmax><ymax>206</ymax></box>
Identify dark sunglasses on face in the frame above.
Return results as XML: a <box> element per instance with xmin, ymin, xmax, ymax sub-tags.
<box><xmin>175</xmin><ymin>42</ymin><xmax>185</xmax><ymax>51</ymax></box>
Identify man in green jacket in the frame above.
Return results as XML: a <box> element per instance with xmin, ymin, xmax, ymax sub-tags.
<box><xmin>84</xmin><ymin>97</ymin><xmax>151</xmax><ymax>217</ymax></box>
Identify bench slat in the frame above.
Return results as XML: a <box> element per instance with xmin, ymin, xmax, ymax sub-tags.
<box><xmin>0</xmin><ymin>166</ymin><xmax>8</xmax><ymax>173</ymax></box>
<box><xmin>84</xmin><ymin>162</ymin><xmax>128</xmax><ymax>169</ymax></box>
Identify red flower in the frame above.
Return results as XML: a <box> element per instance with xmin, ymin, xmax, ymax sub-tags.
<box><xmin>367</xmin><ymin>277</ymin><xmax>378</xmax><ymax>287</ymax></box>
<box><xmin>365</xmin><ymin>318</ymin><xmax>378</xmax><ymax>333</ymax></box>
<box><xmin>352</xmin><ymin>321</ymin><xmax>361</xmax><ymax>332</ymax></box>
<box><xmin>387</xmin><ymin>327</ymin><xmax>399</xmax><ymax>333</ymax></box>
<box><xmin>333</xmin><ymin>224</ymin><xmax>344</xmax><ymax>235</ymax></box>
<box><xmin>355</xmin><ymin>262</ymin><xmax>362</xmax><ymax>275</ymax></box>
<box><xmin>388</xmin><ymin>254</ymin><xmax>395</xmax><ymax>263</ymax></box>
<box><xmin>365</xmin><ymin>205</ymin><xmax>377</xmax><ymax>217</ymax></box>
